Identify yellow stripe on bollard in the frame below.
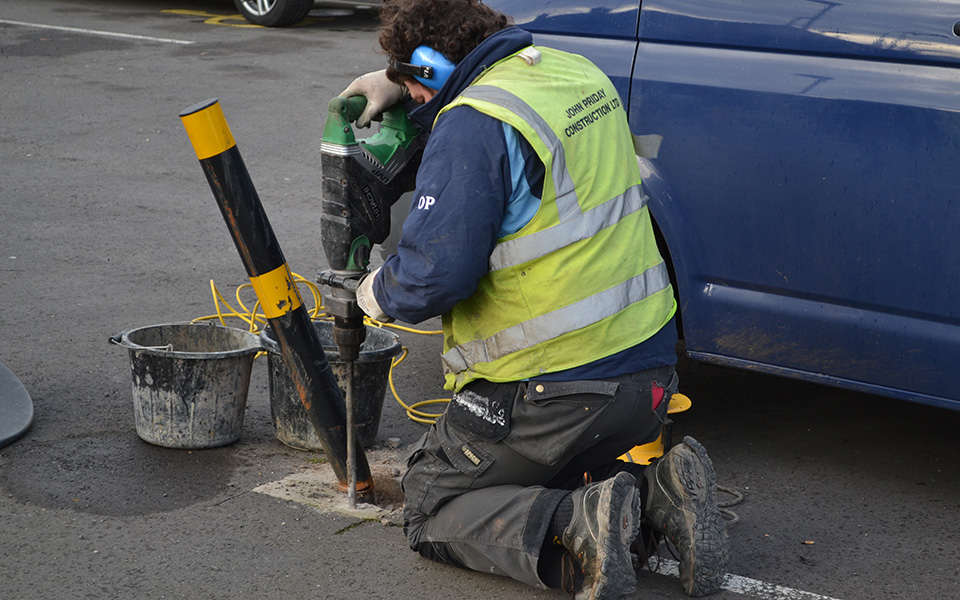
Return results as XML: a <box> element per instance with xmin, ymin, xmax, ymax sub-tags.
<box><xmin>180</xmin><ymin>99</ymin><xmax>236</xmax><ymax>160</ymax></box>
<box><xmin>249</xmin><ymin>263</ymin><xmax>303</xmax><ymax>319</ymax></box>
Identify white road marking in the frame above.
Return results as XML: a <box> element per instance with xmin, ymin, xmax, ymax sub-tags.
<box><xmin>0</xmin><ymin>19</ymin><xmax>195</xmax><ymax>45</ymax></box>
<box><xmin>647</xmin><ymin>558</ymin><xmax>844</xmax><ymax>600</ymax></box>
<box><xmin>253</xmin><ymin>463</ymin><xmax>846</xmax><ymax>598</ymax></box>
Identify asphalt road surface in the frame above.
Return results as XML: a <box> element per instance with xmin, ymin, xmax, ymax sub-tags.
<box><xmin>1</xmin><ymin>2</ymin><xmax>958</xmax><ymax>599</ymax></box>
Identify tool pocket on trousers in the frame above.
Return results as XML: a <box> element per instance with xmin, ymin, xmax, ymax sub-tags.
<box><xmin>401</xmin><ymin>424</ymin><xmax>494</xmax><ymax>519</ymax></box>
<box><xmin>436</xmin><ymin>416</ymin><xmax>495</xmax><ymax>480</ymax></box>
<box><xmin>505</xmin><ymin>380</ymin><xmax>619</xmax><ymax>466</ymax></box>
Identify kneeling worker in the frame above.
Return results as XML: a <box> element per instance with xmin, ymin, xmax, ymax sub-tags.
<box><xmin>341</xmin><ymin>1</ymin><xmax>730</xmax><ymax>598</ymax></box>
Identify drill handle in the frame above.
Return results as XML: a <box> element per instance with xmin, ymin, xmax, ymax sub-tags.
<box><xmin>322</xmin><ymin>96</ymin><xmax>368</xmax><ymax>145</ymax></box>
<box><xmin>317</xmin><ymin>269</ymin><xmax>362</xmax><ymax>293</ymax></box>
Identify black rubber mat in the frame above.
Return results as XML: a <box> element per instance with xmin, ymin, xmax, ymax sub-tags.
<box><xmin>0</xmin><ymin>362</ymin><xmax>33</xmax><ymax>448</ymax></box>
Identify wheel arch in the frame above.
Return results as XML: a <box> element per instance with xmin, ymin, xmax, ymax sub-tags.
<box><xmin>641</xmin><ymin>157</ymin><xmax>693</xmax><ymax>347</ymax></box>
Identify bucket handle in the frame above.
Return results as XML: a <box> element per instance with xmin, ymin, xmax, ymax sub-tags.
<box><xmin>258</xmin><ymin>330</ymin><xmax>281</xmax><ymax>355</ymax></box>
<box><xmin>109</xmin><ymin>330</ymin><xmax>172</xmax><ymax>352</ymax></box>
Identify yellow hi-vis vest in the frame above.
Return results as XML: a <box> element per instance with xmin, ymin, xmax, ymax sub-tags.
<box><xmin>437</xmin><ymin>46</ymin><xmax>677</xmax><ymax>392</ymax></box>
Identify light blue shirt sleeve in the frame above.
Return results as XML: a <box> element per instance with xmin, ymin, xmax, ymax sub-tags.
<box><xmin>498</xmin><ymin>123</ymin><xmax>540</xmax><ymax>238</ymax></box>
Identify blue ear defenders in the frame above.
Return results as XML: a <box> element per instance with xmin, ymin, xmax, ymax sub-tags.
<box><xmin>391</xmin><ymin>46</ymin><xmax>456</xmax><ymax>91</ymax></box>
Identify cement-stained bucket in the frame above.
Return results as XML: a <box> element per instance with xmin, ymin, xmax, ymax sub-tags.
<box><xmin>111</xmin><ymin>323</ymin><xmax>261</xmax><ymax>449</ymax></box>
<box><xmin>260</xmin><ymin>321</ymin><xmax>401</xmax><ymax>450</ymax></box>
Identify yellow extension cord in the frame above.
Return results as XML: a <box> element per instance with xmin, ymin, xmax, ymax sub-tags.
<box><xmin>190</xmin><ymin>272</ymin><xmax>450</xmax><ymax>425</ymax></box>
<box><xmin>187</xmin><ymin>274</ymin><xmax>692</xmax><ymax>467</ymax></box>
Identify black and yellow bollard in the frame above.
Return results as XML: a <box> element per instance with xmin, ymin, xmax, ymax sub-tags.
<box><xmin>179</xmin><ymin>98</ymin><xmax>373</xmax><ymax>500</ymax></box>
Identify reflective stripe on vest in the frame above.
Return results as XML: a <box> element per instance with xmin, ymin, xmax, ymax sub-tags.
<box><xmin>491</xmin><ymin>183</ymin><xmax>648</xmax><ymax>270</ymax></box>
<box><xmin>440</xmin><ymin>261</ymin><xmax>671</xmax><ymax>374</ymax></box>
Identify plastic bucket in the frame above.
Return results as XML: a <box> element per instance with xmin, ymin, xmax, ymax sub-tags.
<box><xmin>112</xmin><ymin>323</ymin><xmax>261</xmax><ymax>449</ymax></box>
<box><xmin>260</xmin><ymin>321</ymin><xmax>402</xmax><ymax>450</ymax></box>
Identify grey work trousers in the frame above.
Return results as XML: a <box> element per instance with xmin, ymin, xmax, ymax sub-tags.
<box><xmin>401</xmin><ymin>365</ymin><xmax>677</xmax><ymax>589</ymax></box>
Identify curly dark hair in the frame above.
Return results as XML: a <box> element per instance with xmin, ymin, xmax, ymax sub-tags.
<box><xmin>379</xmin><ymin>0</ymin><xmax>510</xmax><ymax>85</ymax></box>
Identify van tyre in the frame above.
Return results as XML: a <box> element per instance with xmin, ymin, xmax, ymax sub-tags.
<box><xmin>233</xmin><ymin>0</ymin><xmax>313</xmax><ymax>27</ymax></box>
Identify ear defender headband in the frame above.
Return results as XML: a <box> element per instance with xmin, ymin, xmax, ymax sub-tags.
<box><xmin>391</xmin><ymin>46</ymin><xmax>456</xmax><ymax>91</ymax></box>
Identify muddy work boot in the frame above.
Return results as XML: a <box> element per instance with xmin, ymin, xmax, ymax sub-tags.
<box><xmin>561</xmin><ymin>471</ymin><xmax>640</xmax><ymax>600</ymax></box>
<box><xmin>643</xmin><ymin>436</ymin><xmax>729</xmax><ymax>596</ymax></box>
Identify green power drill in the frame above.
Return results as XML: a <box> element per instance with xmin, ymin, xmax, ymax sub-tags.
<box><xmin>318</xmin><ymin>96</ymin><xmax>423</xmax><ymax>360</ymax></box>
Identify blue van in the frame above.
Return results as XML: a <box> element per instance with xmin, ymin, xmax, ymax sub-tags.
<box><xmin>486</xmin><ymin>0</ymin><xmax>960</xmax><ymax>411</ymax></box>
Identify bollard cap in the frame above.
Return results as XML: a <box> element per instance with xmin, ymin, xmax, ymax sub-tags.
<box><xmin>180</xmin><ymin>98</ymin><xmax>236</xmax><ymax>160</ymax></box>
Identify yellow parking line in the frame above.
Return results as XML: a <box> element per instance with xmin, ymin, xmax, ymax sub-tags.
<box><xmin>162</xmin><ymin>9</ymin><xmax>331</xmax><ymax>28</ymax></box>
<box><xmin>162</xmin><ymin>10</ymin><xmax>261</xmax><ymax>28</ymax></box>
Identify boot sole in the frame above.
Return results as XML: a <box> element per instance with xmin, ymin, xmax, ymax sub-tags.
<box><xmin>584</xmin><ymin>472</ymin><xmax>640</xmax><ymax>600</ymax></box>
<box><xmin>674</xmin><ymin>436</ymin><xmax>729</xmax><ymax>596</ymax></box>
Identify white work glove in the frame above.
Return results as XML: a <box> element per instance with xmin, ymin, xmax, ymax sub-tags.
<box><xmin>356</xmin><ymin>267</ymin><xmax>393</xmax><ymax>323</ymax></box>
<box><xmin>339</xmin><ymin>69</ymin><xmax>406</xmax><ymax>128</ymax></box>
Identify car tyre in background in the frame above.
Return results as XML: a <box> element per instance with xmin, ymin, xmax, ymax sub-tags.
<box><xmin>233</xmin><ymin>0</ymin><xmax>313</xmax><ymax>27</ymax></box>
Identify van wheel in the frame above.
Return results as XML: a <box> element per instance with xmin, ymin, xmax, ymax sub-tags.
<box><xmin>233</xmin><ymin>0</ymin><xmax>313</xmax><ymax>27</ymax></box>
